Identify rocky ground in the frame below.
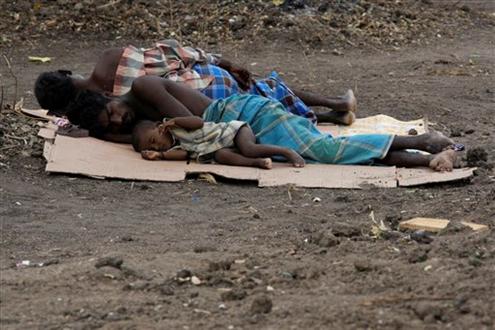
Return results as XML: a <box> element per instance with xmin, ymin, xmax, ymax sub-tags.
<box><xmin>1</xmin><ymin>1</ymin><xmax>494</xmax><ymax>329</ymax></box>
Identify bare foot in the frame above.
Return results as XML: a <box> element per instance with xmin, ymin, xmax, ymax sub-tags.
<box><xmin>422</xmin><ymin>131</ymin><xmax>454</xmax><ymax>154</ymax></box>
<box><xmin>286</xmin><ymin>150</ymin><xmax>305</xmax><ymax>167</ymax></box>
<box><xmin>343</xmin><ymin>89</ymin><xmax>357</xmax><ymax>113</ymax></box>
<box><xmin>255</xmin><ymin>158</ymin><xmax>272</xmax><ymax>169</ymax></box>
<box><xmin>141</xmin><ymin>150</ymin><xmax>162</xmax><ymax>160</ymax></box>
<box><xmin>429</xmin><ymin>150</ymin><xmax>460</xmax><ymax>172</ymax></box>
<box><xmin>317</xmin><ymin>111</ymin><xmax>355</xmax><ymax>125</ymax></box>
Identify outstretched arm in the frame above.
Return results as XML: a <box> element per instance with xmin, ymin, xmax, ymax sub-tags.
<box><xmin>131</xmin><ymin>76</ymin><xmax>213</xmax><ymax>119</ymax></box>
<box><xmin>141</xmin><ymin>149</ymin><xmax>188</xmax><ymax>161</ymax></box>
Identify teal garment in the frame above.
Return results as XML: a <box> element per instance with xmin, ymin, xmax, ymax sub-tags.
<box><xmin>202</xmin><ymin>94</ymin><xmax>394</xmax><ymax>165</ymax></box>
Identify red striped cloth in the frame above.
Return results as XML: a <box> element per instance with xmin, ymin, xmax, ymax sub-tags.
<box><xmin>113</xmin><ymin>39</ymin><xmax>219</xmax><ymax>96</ymax></box>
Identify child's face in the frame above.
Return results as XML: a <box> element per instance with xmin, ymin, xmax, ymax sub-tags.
<box><xmin>140</xmin><ymin>124</ymin><xmax>174</xmax><ymax>151</ymax></box>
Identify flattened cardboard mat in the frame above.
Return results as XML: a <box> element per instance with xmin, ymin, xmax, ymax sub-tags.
<box><xmin>29</xmin><ymin>108</ymin><xmax>474</xmax><ymax>188</ymax></box>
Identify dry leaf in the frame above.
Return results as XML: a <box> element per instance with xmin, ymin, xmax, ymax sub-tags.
<box><xmin>28</xmin><ymin>56</ymin><xmax>52</xmax><ymax>63</ymax></box>
<box><xmin>198</xmin><ymin>173</ymin><xmax>217</xmax><ymax>184</ymax></box>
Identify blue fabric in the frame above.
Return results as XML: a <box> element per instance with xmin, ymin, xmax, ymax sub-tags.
<box><xmin>193</xmin><ymin>64</ymin><xmax>316</xmax><ymax>123</ymax></box>
<box><xmin>249</xmin><ymin>71</ymin><xmax>316</xmax><ymax>123</ymax></box>
<box><xmin>193</xmin><ymin>63</ymin><xmax>240</xmax><ymax>99</ymax></box>
<box><xmin>203</xmin><ymin>95</ymin><xmax>394</xmax><ymax>165</ymax></box>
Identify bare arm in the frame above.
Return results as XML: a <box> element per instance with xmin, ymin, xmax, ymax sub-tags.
<box><xmin>89</xmin><ymin>47</ymin><xmax>125</xmax><ymax>93</ymax></box>
<box><xmin>141</xmin><ymin>149</ymin><xmax>188</xmax><ymax>161</ymax></box>
<box><xmin>162</xmin><ymin>117</ymin><xmax>204</xmax><ymax>131</ymax></box>
<box><xmin>216</xmin><ymin>58</ymin><xmax>252</xmax><ymax>90</ymax></box>
<box><xmin>131</xmin><ymin>76</ymin><xmax>212</xmax><ymax>119</ymax></box>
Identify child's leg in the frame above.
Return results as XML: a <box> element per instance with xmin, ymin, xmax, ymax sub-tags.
<box><xmin>214</xmin><ymin>148</ymin><xmax>272</xmax><ymax>169</ymax></box>
<box><xmin>380</xmin><ymin>149</ymin><xmax>459</xmax><ymax>171</ymax></box>
<box><xmin>234</xmin><ymin>126</ymin><xmax>305</xmax><ymax>167</ymax></box>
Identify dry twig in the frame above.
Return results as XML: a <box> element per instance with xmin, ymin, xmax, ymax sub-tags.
<box><xmin>2</xmin><ymin>54</ymin><xmax>17</xmax><ymax>108</ymax></box>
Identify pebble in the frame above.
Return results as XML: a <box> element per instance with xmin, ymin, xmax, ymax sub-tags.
<box><xmin>94</xmin><ymin>256</ymin><xmax>123</xmax><ymax>269</ymax></box>
<box><xmin>191</xmin><ymin>276</ymin><xmax>202</xmax><ymax>285</ymax></box>
<box><xmin>410</xmin><ymin>230</ymin><xmax>433</xmax><ymax>244</ymax></box>
<box><xmin>176</xmin><ymin>269</ymin><xmax>192</xmax><ymax>279</ymax></box>
<box><xmin>221</xmin><ymin>288</ymin><xmax>247</xmax><ymax>301</ymax></box>
<box><xmin>250</xmin><ymin>296</ymin><xmax>273</xmax><ymax>314</ymax></box>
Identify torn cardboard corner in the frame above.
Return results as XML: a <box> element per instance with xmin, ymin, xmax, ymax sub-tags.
<box><xmin>39</xmin><ymin>114</ymin><xmax>474</xmax><ymax>188</ymax></box>
<box><xmin>399</xmin><ymin>217</ymin><xmax>488</xmax><ymax>232</ymax></box>
<box><xmin>21</xmin><ymin>108</ymin><xmax>55</xmax><ymax>121</ymax></box>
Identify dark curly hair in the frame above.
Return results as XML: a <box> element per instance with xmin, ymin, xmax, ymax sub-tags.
<box><xmin>66</xmin><ymin>90</ymin><xmax>110</xmax><ymax>138</ymax></box>
<box><xmin>34</xmin><ymin>70</ymin><xmax>78</xmax><ymax>115</ymax></box>
<box><xmin>132</xmin><ymin>120</ymin><xmax>157</xmax><ymax>152</ymax></box>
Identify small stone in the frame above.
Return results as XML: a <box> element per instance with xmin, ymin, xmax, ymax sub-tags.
<box><xmin>122</xmin><ymin>280</ymin><xmax>149</xmax><ymax>291</ymax></box>
<box><xmin>120</xmin><ymin>235</ymin><xmax>134</xmax><ymax>242</ymax></box>
<box><xmin>193</xmin><ymin>245</ymin><xmax>217</xmax><ymax>253</ymax></box>
<box><xmin>464</xmin><ymin>128</ymin><xmax>475</xmax><ymax>135</ymax></box>
<box><xmin>410</xmin><ymin>230</ymin><xmax>433</xmax><ymax>244</ymax></box>
<box><xmin>158</xmin><ymin>285</ymin><xmax>174</xmax><ymax>296</ymax></box>
<box><xmin>191</xmin><ymin>276</ymin><xmax>202</xmax><ymax>285</ymax></box>
<box><xmin>176</xmin><ymin>269</ymin><xmax>192</xmax><ymax>279</ymax></box>
<box><xmin>468</xmin><ymin>256</ymin><xmax>482</xmax><ymax>267</ymax></box>
<box><xmin>408</xmin><ymin>247</ymin><xmax>429</xmax><ymax>263</ymax></box>
<box><xmin>208</xmin><ymin>260</ymin><xmax>232</xmax><ymax>271</ymax></box>
<box><xmin>408</xmin><ymin>128</ymin><xmax>418</xmax><ymax>135</ymax></box>
<box><xmin>312</xmin><ymin>231</ymin><xmax>339</xmax><ymax>248</ymax></box>
<box><xmin>353</xmin><ymin>260</ymin><xmax>374</xmax><ymax>272</ymax></box>
<box><xmin>250</xmin><ymin>296</ymin><xmax>272</xmax><ymax>314</ymax></box>
<box><xmin>221</xmin><ymin>288</ymin><xmax>247</xmax><ymax>301</ymax></box>
<box><xmin>450</xmin><ymin>127</ymin><xmax>463</xmax><ymax>137</ymax></box>
<box><xmin>95</xmin><ymin>256</ymin><xmax>123</xmax><ymax>269</ymax></box>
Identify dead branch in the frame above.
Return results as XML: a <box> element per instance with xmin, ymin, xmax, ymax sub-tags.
<box><xmin>2</xmin><ymin>54</ymin><xmax>17</xmax><ymax>109</ymax></box>
<box><xmin>0</xmin><ymin>85</ymin><xmax>4</xmax><ymax>113</ymax></box>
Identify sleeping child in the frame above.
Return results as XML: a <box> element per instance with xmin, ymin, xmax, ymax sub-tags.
<box><xmin>131</xmin><ymin>117</ymin><xmax>306</xmax><ymax>169</ymax></box>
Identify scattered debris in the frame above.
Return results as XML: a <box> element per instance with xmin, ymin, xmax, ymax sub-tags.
<box><xmin>399</xmin><ymin>217</ymin><xmax>488</xmax><ymax>233</ymax></box>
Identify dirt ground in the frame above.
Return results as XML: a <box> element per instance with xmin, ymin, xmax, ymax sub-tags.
<box><xmin>1</xmin><ymin>1</ymin><xmax>495</xmax><ymax>329</ymax></box>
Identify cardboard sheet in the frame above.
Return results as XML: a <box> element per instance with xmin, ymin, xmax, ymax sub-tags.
<box><xmin>39</xmin><ymin>114</ymin><xmax>474</xmax><ymax>188</ymax></box>
<box><xmin>318</xmin><ymin>114</ymin><xmax>427</xmax><ymax>136</ymax></box>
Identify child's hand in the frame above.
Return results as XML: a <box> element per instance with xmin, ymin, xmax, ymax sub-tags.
<box><xmin>158</xmin><ymin>119</ymin><xmax>176</xmax><ymax>134</ymax></box>
<box><xmin>141</xmin><ymin>150</ymin><xmax>162</xmax><ymax>160</ymax></box>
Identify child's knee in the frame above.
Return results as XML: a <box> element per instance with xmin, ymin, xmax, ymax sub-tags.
<box><xmin>214</xmin><ymin>149</ymin><xmax>228</xmax><ymax>163</ymax></box>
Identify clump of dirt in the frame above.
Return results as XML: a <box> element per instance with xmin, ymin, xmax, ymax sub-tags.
<box><xmin>1</xmin><ymin>0</ymin><xmax>493</xmax><ymax>50</ymax></box>
<box><xmin>466</xmin><ymin>147</ymin><xmax>489</xmax><ymax>168</ymax></box>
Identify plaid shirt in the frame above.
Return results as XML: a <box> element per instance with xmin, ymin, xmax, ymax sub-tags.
<box><xmin>113</xmin><ymin>39</ymin><xmax>220</xmax><ymax>96</ymax></box>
